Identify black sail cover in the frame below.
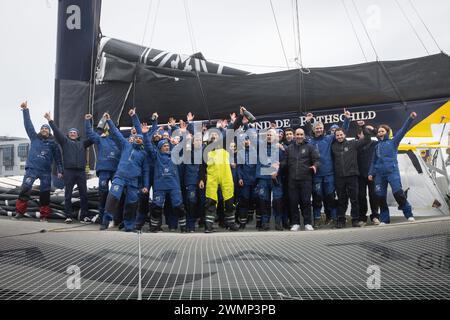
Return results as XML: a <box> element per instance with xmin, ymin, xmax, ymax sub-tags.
<box><xmin>92</xmin><ymin>37</ymin><xmax>450</xmax><ymax>127</ymax></box>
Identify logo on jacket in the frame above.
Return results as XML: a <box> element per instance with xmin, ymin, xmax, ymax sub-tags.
<box><xmin>344</xmin><ymin>147</ymin><xmax>349</xmax><ymax>152</ymax></box>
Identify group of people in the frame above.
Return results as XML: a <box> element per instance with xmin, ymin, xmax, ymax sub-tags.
<box><xmin>13</xmin><ymin>101</ymin><xmax>418</xmax><ymax>233</ymax></box>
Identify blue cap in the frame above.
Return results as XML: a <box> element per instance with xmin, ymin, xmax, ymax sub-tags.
<box><xmin>40</xmin><ymin>124</ymin><xmax>51</xmax><ymax>132</ymax></box>
<box><xmin>330</xmin><ymin>124</ymin><xmax>339</xmax><ymax>130</ymax></box>
<box><xmin>157</xmin><ymin>139</ymin><xmax>169</xmax><ymax>149</ymax></box>
<box><xmin>68</xmin><ymin>128</ymin><xmax>79</xmax><ymax>135</ymax></box>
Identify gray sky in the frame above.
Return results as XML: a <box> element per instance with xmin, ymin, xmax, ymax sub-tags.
<box><xmin>1</xmin><ymin>0</ymin><xmax>449</xmax><ymax>138</ymax></box>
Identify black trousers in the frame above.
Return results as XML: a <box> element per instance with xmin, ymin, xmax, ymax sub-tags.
<box><xmin>335</xmin><ymin>175</ymin><xmax>359</xmax><ymax>222</ymax></box>
<box><xmin>289</xmin><ymin>179</ymin><xmax>313</xmax><ymax>225</ymax></box>
<box><xmin>358</xmin><ymin>176</ymin><xmax>379</xmax><ymax>221</ymax></box>
<box><xmin>64</xmin><ymin>168</ymin><xmax>88</xmax><ymax>219</ymax></box>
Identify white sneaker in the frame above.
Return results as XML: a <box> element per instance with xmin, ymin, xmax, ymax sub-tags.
<box><xmin>379</xmin><ymin>222</ymin><xmax>386</xmax><ymax>226</ymax></box>
<box><xmin>91</xmin><ymin>214</ymin><xmax>99</xmax><ymax>224</ymax></box>
<box><xmin>372</xmin><ymin>218</ymin><xmax>380</xmax><ymax>225</ymax></box>
<box><xmin>290</xmin><ymin>224</ymin><xmax>300</xmax><ymax>231</ymax></box>
<box><xmin>304</xmin><ymin>224</ymin><xmax>314</xmax><ymax>231</ymax></box>
<box><xmin>65</xmin><ymin>218</ymin><xmax>73</xmax><ymax>224</ymax></box>
<box><xmin>408</xmin><ymin>217</ymin><xmax>415</xmax><ymax>222</ymax></box>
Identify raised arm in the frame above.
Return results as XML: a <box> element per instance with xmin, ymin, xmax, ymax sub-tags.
<box><xmin>20</xmin><ymin>102</ymin><xmax>37</xmax><ymax>140</ymax></box>
<box><xmin>142</xmin><ymin>125</ymin><xmax>157</xmax><ymax>159</ymax></box>
<box><xmin>105</xmin><ymin>115</ymin><xmax>128</xmax><ymax>147</ymax></box>
<box><xmin>149</xmin><ymin>113</ymin><xmax>159</xmax><ymax>138</ymax></box>
<box><xmin>84</xmin><ymin>114</ymin><xmax>100</xmax><ymax>145</ymax></box>
<box><xmin>393</xmin><ymin>112</ymin><xmax>416</xmax><ymax>146</ymax></box>
<box><xmin>129</xmin><ymin>108</ymin><xmax>143</xmax><ymax>135</ymax></box>
<box><xmin>304</xmin><ymin>113</ymin><xmax>313</xmax><ymax>139</ymax></box>
<box><xmin>186</xmin><ymin>112</ymin><xmax>196</xmax><ymax>135</ymax></box>
<box><xmin>45</xmin><ymin>112</ymin><xmax>67</xmax><ymax>145</ymax></box>
<box><xmin>342</xmin><ymin>109</ymin><xmax>351</xmax><ymax>132</ymax></box>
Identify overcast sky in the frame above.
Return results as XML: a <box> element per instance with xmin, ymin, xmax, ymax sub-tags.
<box><xmin>1</xmin><ymin>0</ymin><xmax>449</xmax><ymax>138</ymax></box>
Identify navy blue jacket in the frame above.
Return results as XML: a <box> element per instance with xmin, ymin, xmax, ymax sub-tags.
<box><xmin>106</xmin><ymin>119</ymin><xmax>150</xmax><ymax>189</ymax></box>
<box><xmin>369</xmin><ymin>117</ymin><xmax>414</xmax><ymax>176</ymax></box>
<box><xmin>85</xmin><ymin>119</ymin><xmax>120</xmax><ymax>173</ymax></box>
<box><xmin>358</xmin><ymin>140</ymin><xmax>377</xmax><ymax>177</ymax></box>
<box><xmin>237</xmin><ymin>146</ymin><xmax>257</xmax><ymax>185</ymax></box>
<box><xmin>306</xmin><ymin>117</ymin><xmax>350</xmax><ymax>177</ymax></box>
<box><xmin>181</xmin><ymin>143</ymin><xmax>203</xmax><ymax>186</ymax></box>
<box><xmin>22</xmin><ymin>109</ymin><xmax>63</xmax><ymax>174</ymax></box>
<box><xmin>143</xmin><ymin>133</ymin><xmax>181</xmax><ymax>191</ymax></box>
<box><xmin>49</xmin><ymin>121</ymin><xmax>92</xmax><ymax>170</ymax></box>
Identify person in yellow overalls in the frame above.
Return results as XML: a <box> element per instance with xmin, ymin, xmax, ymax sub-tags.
<box><xmin>199</xmin><ymin>130</ymin><xmax>239</xmax><ymax>233</ymax></box>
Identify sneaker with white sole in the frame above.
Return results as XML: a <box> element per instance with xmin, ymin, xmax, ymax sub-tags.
<box><xmin>379</xmin><ymin>222</ymin><xmax>386</xmax><ymax>226</ymax></box>
<box><xmin>81</xmin><ymin>217</ymin><xmax>92</xmax><ymax>224</ymax></box>
<box><xmin>290</xmin><ymin>224</ymin><xmax>300</xmax><ymax>231</ymax></box>
<box><xmin>372</xmin><ymin>218</ymin><xmax>380</xmax><ymax>225</ymax></box>
<box><xmin>91</xmin><ymin>214</ymin><xmax>100</xmax><ymax>224</ymax></box>
<box><xmin>65</xmin><ymin>218</ymin><xmax>73</xmax><ymax>224</ymax></box>
<box><xmin>407</xmin><ymin>217</ymin><xmax>415</xmax><ymax>222</ymax></box>
<box><xmin>304</xmin><ymin>224</ymin><xmax>314</xmax><ymax>231</ymax></box>
<box><xmin>12</xmin><ymin>213</ymin><xmax>25</xmax><ymax>220</ymax></box>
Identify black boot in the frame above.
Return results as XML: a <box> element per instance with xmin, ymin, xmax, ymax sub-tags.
<box><xmin>204</xmin><ymin>198</ymin><xmax>217</xmax><ymax>233</ymax></box>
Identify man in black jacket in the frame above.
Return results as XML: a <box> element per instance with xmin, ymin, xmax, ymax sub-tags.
<box><xmin>355</xmin><ymin>121</ymin><xmax>380</xmax><ymax>225</ymax></box>
<box><xmin>45</xmin><ymin>112</ymin><xmax>93</xmax><ymax>223</ymax></box>
<box><xmin>332</xmin><ymin>126</ymin><xmax>372</xmax><ymax>228</ymax></box>
<box><xmin>279</xmin><ymin>128</ymin><xmax>320</xmax><ymax>231</ymax></box>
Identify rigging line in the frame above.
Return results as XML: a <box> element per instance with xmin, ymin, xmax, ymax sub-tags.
<box><xmin>394</xmin><ymin>0</ymin><xmax>429</xmax><ymax>55</ymax></box>
<box><xmin>148</xmin><ymin>0</ymin><xmax>161</xmax><ymax>48</ymax></box>
<box><xmin>340</xmin><ymin>0</ymin><xmax>368</xmax><ymax>62</ymax></box>
<box><xmin>183</xmin><ymin>0</ymin><xmax>197</xmax><ymax>54</ymax></box>
<box><xmin>377</xmin><ymin>60</ymin><xmax>408</xmax><ymax>107</ymax></box>
<box><xmin>269</xmin><ymin>0</ymin><xmax>290</xmax><ymax>69</ymax></box>
<box><xmin>293</xmin><ymin>0</ymin><xmax>303</xmax><ymax>68</ymax></box>
<box><xmin>291</xmin><ymin>0</ymin><xmax>299</xmax><ymax>61</ymax></box>
<box><xmin>182</xmin><ymin>0</ymin><xmax>210</xmax><ymax>121</ymax></box>
<box><xmin>352</xmin><ymin>0</ymin><xmax>407</xmax><ymax>107</ymax></box>
<box><xmin>87</xmin><ymin>0</ymin><xmax>100</xmax><ymax>167</ymax></box>
<box><xmin>88</xmin><ymin>0</ymin><xmax>100</xmax><ymax>115</ymax></box>
<box><xmin>141</xmin><ymin>0</ymin><xmax>154</xmax><ymax>45</ymax></box>
<box><xmin>132</xmin><ymin>0</ymin><xmax>154</xmax><ymax>122</ymax></box>
<box><xmin>293</xmin><ymin>0</ymin><xmax>306</xmax><ymax>114</ymax></box>
<box><xmin>408</xmin><ymin>0</ymin><xmax>443</xmax><ymax>53</ymax></box>
<box><xmin>351</xmin><ymin>0</ymin><xmax>379</xmax><ymax>60</ymax></box>
<box><xmin>195</xmin><ymin>71</ymin><xmax>211</xmax><ymax>121</ymax></box>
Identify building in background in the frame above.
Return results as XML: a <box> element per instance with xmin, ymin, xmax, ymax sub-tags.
<box><xmin>0</xmin><ymin>137</ymin><xmax>29</xmax><ymax>177</ymax></box>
